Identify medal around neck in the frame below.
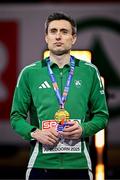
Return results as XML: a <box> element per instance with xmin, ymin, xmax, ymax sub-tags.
<box><xmin>54</xmin><ymin>108</ymin><xmax>70</xmax><ymax>131</ymax></box>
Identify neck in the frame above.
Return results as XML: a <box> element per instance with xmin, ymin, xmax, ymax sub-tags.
<box><xmin>49</xmin><ymin>52</ymin><xmax>71</xmax><ymax>68</ymax></box>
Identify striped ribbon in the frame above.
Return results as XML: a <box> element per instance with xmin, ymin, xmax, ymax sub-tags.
<box><xmin>46</xmin><ymin>56</ymin><xmax>75</xmax><ymax>109</ymax></box>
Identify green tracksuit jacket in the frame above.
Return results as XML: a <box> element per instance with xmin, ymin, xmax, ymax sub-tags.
<box><xmin>10</xmin><ymin>56</ymin><xmax>109</xmax><ymax>170</ymax></box>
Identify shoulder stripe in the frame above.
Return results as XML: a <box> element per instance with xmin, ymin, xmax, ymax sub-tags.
<box><xmin>85</xmin><ymin>63</ymin><xmax>102</xmax><ymax>88</ymax></box>
<box><xmin>17</xmin><ymin>63</ymin><xmax>36</xmax><ymax>87</ymax></box>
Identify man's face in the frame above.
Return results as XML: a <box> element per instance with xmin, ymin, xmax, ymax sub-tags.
<box><xmin>45</xmin><ymin>20</ymin><xmax>77</xmax><ymax>55</ymax></box>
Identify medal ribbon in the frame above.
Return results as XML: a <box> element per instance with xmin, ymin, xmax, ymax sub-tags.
<box><xmin>46</xmin><ymin>56</ymin><xmax>75</xmax><ymax>109</ymax></box>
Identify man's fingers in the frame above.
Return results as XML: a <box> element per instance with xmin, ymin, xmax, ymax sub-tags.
<box><xmin>63</xmin><ymin>121</ymin><xmax>79</xmax><ymax>132</ymax></box>
<box><xmin>60</xmin><ymin>129</ymin><xmax>79</xmax><ymax>136</ymax></box>
<box><xmin>48</xmin><ymin>133</ymin><xmax>59</xmax><ymax>142</ymax></box>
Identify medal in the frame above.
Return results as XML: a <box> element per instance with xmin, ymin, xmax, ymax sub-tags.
<box><xmin>55</xmin><ymin>108</ymin><xmax>70</xmax><ymax>131</ymax></box>
<box><xmin>54</xmin><ymin>108</ymin><xmax>70</xmax><ymax>124</ymax></box>
<box><xmin>46</xmin><ymin>56</ymin><xmax>75</xmax><ymax>131</ymax></box>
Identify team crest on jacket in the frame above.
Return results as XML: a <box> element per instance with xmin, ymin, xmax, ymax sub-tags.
<box><xmin>74</xmin><ymin>80</ymin><xmax>82</xmax><ymax>88</ymax></box>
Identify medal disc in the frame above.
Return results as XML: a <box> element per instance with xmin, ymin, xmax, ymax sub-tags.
<box><xmin>54</xmin><ymin>108</ymin><xmax>70</xmax><ymax>125</ymax></box>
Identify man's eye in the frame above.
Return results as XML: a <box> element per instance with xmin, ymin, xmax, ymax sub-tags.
<box><xmin>62</xmin><ymin>30</ymin><xmax>68</xmax><ymax>34</ymax></box>
<box><xmin>50</xmin><ymin>29</ymin><xmax>57</xmax><ymax>34</ymax></box>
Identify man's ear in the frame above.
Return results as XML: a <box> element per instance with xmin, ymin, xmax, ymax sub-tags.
<box><xmin>72</xmin><ymin>34</ymin><xmax>77</xmax><ymax>45</ymax></box>
<box><xmin>45</xmin><ymin>33</ymin><xmax>48</xmax><ymax>43</ymax></box>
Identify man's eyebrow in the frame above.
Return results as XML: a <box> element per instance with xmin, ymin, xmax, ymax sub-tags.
<box><xmin>60</xmin><ymin>28</ymin><xmax>69</xmax><ymax>31</ymax></box>
<box><xmin>50</xmin><ymin>28</ymin><xmax>57</xmax><ymax>31</ymax></box>
<box><xmin>49</xmin><ymin>28</ymin><xmax>69</xmax><ymax>31</ymax></box>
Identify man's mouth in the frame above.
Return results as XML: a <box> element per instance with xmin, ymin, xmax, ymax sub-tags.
<box><xmin>54</xmin><ymin>42</ymin><xmax>63</xmax><ymax>46</ymax></box>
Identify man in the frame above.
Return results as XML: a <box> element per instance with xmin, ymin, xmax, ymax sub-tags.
<box><xmin>10</xmin><ymin>12</ymin><xmax>109</xmax><ymax>180</ymax></box>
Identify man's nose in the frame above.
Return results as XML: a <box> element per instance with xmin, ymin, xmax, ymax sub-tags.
<box><xmin>56</xmin><ymin>32</ymin><xmax>62</xmax><ymax>39</ymax></box>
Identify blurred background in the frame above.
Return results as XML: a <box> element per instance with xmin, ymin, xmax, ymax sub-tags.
<box><xmin>0</xmin><ymin>0</ymin><xmax>120</xmax><ymax>179</ymax></box>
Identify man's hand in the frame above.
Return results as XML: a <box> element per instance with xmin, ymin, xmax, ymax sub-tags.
<box><xmin>31</xmin><ymin>128</ymin><xmax>59</xmax><ymax>146</ymax></box>
<box><xmin>59</xmin><ymin>121</ymin><xmax>83</xmax><ymax>139</ymax></box>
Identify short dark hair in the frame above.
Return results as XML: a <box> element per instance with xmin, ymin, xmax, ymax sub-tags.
<box><xmin>45</xmin><ymin>12</ymin><xmax>77</xmax><ymax>35</ymax></box>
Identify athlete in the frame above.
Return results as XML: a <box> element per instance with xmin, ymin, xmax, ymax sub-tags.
<box><xmin>10</xmin><ymin>12</ymin><xmax>109</xmax><ymax>180</ymax></box>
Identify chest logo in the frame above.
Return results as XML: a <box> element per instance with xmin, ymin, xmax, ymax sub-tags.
<box><xmin>74</xmin><ymin>80</ymin><xmax>82</xmax><ymax>88</ymax></box>
<box><xmin>39</xmin><ymin>81</ymin><xmax>51</xmax><ymax>89</ymax></box>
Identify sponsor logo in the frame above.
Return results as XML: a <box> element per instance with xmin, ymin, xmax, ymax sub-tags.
<box><xmin>39</xmin><ymin>81</ymin><xmax>51</xmax><ymax>89</ymax></box>
<box><xmin>42</xmin><ymin>120</ymin><xmax>57</xmax><ymax>129</ymax></box>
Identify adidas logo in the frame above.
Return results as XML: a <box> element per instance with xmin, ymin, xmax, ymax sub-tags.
<box><xmin>39</xmin><ymin>81</ymin><xmax>51</xmax><ymax>89</ymax></box>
